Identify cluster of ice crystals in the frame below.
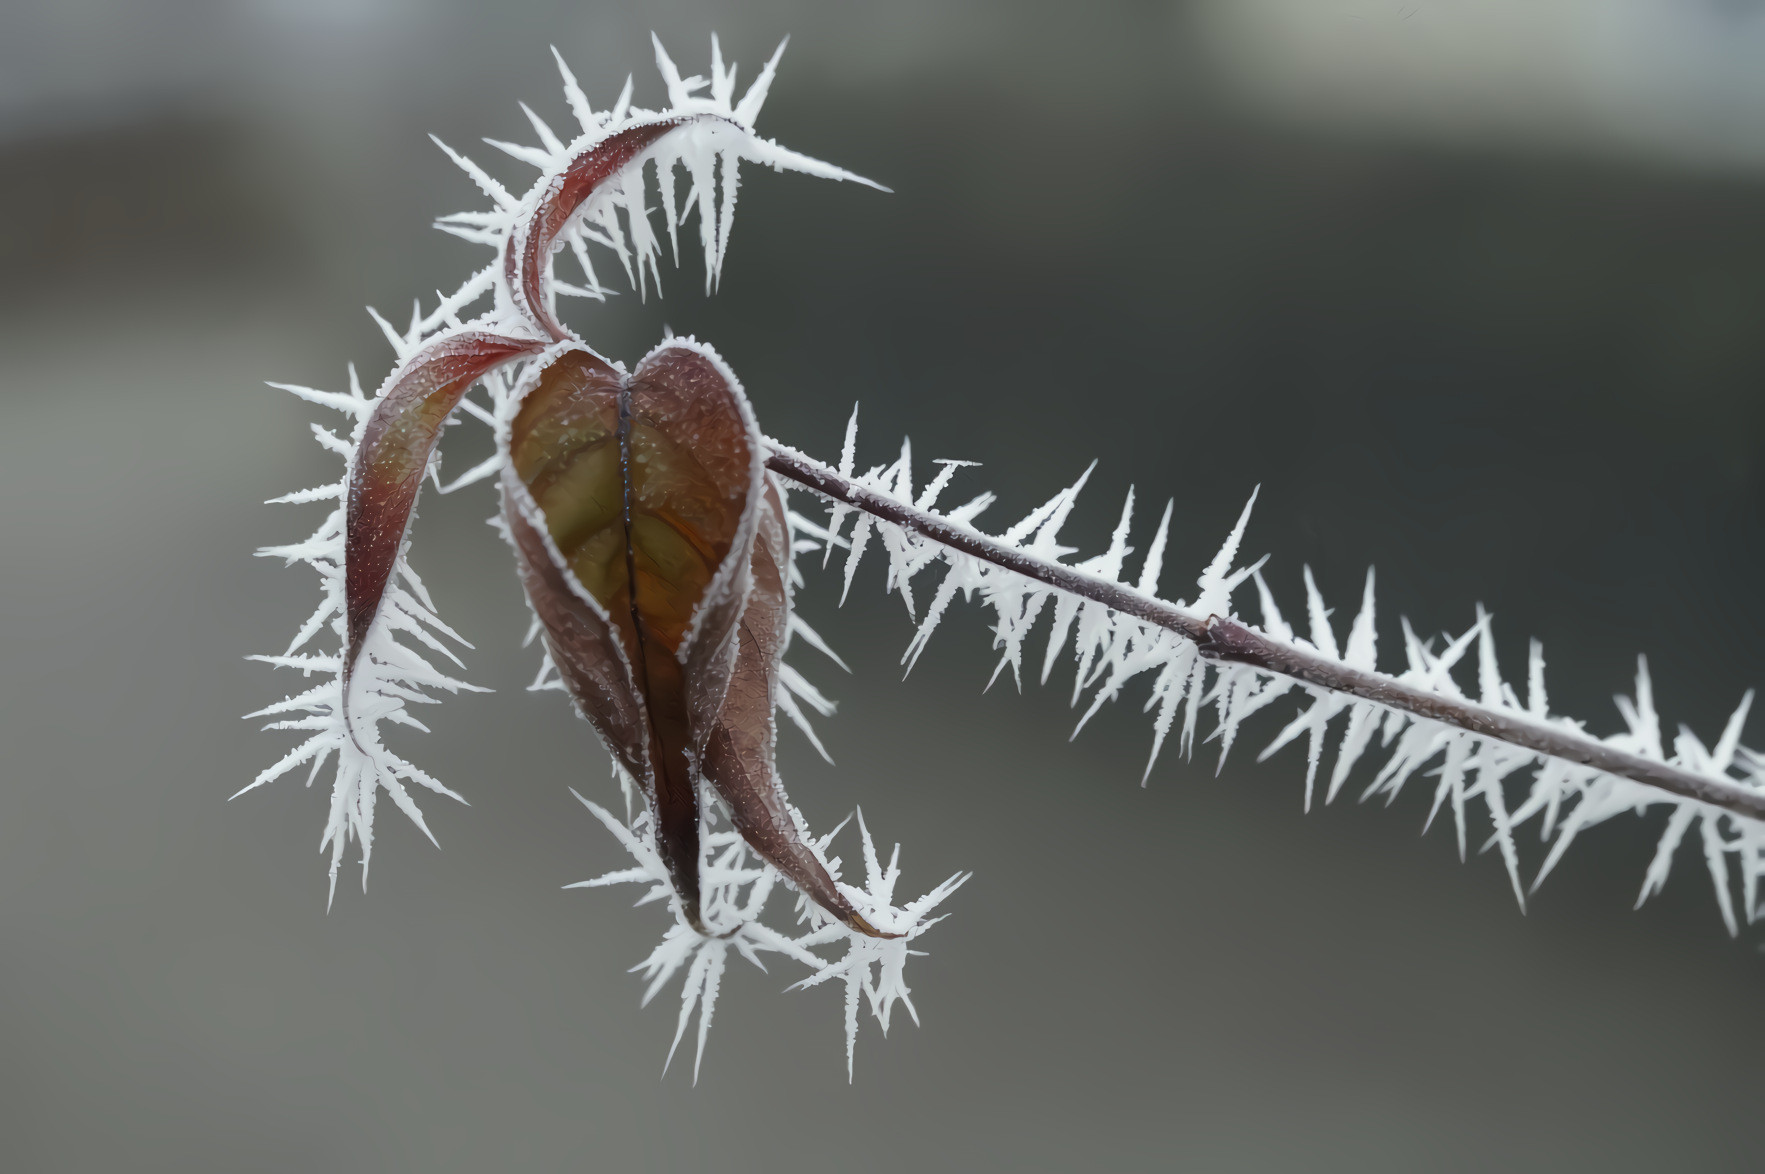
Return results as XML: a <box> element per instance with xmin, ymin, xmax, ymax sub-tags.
<box><xmin>412</xmin><ymin>33</ymin><xmax>881</xmax><ymax>351</ymax></box>
<box><xmin>802</xmin><ymin>407</ymin><xmax>1765</xmax><ymax>934</ymax></box>
<box><xmin>569</xmin><ymin>790</ymin><xmax>965</xmax><ymax>1083</ymax></box>
<box><xmin>243</xmin><ymin>366</ymin><xmax>499</xmax><ymax>903</ymax></box>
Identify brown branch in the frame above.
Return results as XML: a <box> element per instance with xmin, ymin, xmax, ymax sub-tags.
<box><xmin>763</xmin><ymin>442</ymin><xmax>1765</xmax><ymax>825</ymax></box>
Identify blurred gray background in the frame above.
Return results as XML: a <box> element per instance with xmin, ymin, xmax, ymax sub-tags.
<box><xmin>4</xmin><ymin>1</ymin><xmax>1765</xmax><ymax>1170</ymax></box>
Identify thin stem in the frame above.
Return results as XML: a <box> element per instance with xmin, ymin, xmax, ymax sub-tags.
<box><xmin>763</xmin><ymin>442</ymin><xmax>1765</xmax><ymax>825</ymax></box>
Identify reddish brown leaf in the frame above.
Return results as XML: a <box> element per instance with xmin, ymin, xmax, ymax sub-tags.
<box><xmin>505</xmin><ymin>341</ymin><xmax>889</xmax><ymax>936</ymax></box>
<box><xmin>345</xmin><ymin>331</ymin><xmax>543</xmax><ymax>679</ymax></box>
<box><xmin>506</xmin><ymin>119</ymin><xmax>688</xmax><ymax>343</ymax></box>
<box><xmin>502</xmin><ymin>346</ymin><xmax>651</xmax><ymax>794</ymax></box>
<box><xmin>703</xmin><ymin>481</ymin><xmax>891</xmax><ymax>937</ymax></box>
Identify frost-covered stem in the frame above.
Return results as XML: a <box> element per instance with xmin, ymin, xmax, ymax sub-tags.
<box><xmin>1198</xmin><ymin>618</ymin><xmax>1765</xmax><ymax>821</ymax></box>
<box><xmin>763</xmin><ymin>442</ymin><xmax>1765</xmax><ymax>825</ymax></box>
<box><xmin>764</xmin><ymin>443</ymin><xmax>1211</xmax><ymax>643</ymax></box>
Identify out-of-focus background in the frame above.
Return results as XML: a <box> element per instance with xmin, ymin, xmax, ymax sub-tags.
<box><xmin>4</xmin><ymin>1</ymin><xmax>1765</xmax><ymax>1169</ymax></box>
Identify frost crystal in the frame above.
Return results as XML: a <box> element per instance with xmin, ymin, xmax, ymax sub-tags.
<box><xmin>243</xmin><ymin>365</ymin><xmax>488</xmax><ymax>904</ymax></box>
<box><xmin>569</xmin><ymin>791</ymin><xmax>964</xmax><ymax>1082</ymax></box>
<box><xmin>427</xmin><ymin>32</ymin><xmax>881</xmax><ymax>348</ymax></box>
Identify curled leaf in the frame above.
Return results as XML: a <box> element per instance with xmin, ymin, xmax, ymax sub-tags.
<box><xmin>344</xmin><ymin>330</ymin><xmax>544</xmax><ymax>684</ymax></box>
<box><xmin>504</xmin><ymin>340</ymin><xmax>888</xmax><ymax>936</ymax></box>
<box><xmin>506</xmin><ymin>118</ymin><xmax>688</xmax><ymax>342</ymax></box>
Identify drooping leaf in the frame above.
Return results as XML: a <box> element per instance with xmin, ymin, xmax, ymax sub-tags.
<box><xmin>506</xmin><ymin>119</ymin><xmax>688</xmax><ymax>341</ymax></box>
<box><xmin>504</xmin><ymin>340</ymin><xmax>887</xmax><ymax>935</ymax></box>
<box><xmin>344</xmin><ymin>330</ymin><xmax>543</xmax><ymax>681</ymax></box>
<box><xmin>703</xmin><ymin>478</ymin><xmax>889</xmax><ymax>936</ymax></box>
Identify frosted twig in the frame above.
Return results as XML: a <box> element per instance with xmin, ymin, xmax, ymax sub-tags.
<box><xmin>763</xmin><ymin>443</ymin><xmax>1765</xmax><ymax>826</ymax></box>
<box><xmin>764</xmin><ymin>433</ymin><xmax>1765</xmax><ymax>934</ymax></box>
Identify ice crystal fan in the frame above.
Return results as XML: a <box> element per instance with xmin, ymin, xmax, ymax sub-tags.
<box><xmin>248</xmin><ymin>35</ymin><xmax>1765</xmax><ymax>1080</ymax></box>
